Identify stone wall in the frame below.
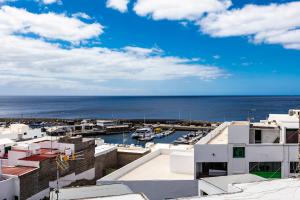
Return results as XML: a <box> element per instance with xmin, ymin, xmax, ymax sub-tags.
<box><xmin>117</xmin><ymin>151</ymin><xmax>149</xmax><ymax>167</ymax></box>
<box><xmin>19</xmin><ymin>169</ymin><xmax>39</xmax><ymax>200</ymax></box>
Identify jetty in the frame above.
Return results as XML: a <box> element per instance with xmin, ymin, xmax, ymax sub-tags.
<box><xmin>150</xmin><ymin>124</ymin><xmax>215</xmax><ymax>131</ymax></box>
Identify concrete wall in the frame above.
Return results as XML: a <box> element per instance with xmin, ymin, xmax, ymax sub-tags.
<box><xmin>99</xmin><ymin>150</ymin><xmax>161</xmax><ymax>181</ymax></box>
<box><xmin>7</xmin><ymin>151</ymin><xmax>28</xmax><ymax>166</ymax></box>
<box><xmin>117</xmin><ymin>151</ymin><xmax>149</xmax><ymax>167</ymax></box>
<box><xmin>0</xmin><ymin>176</ymin><xmax>19</xmax><ymax>200</ymax></box>
<box><xmin>94</xmin><ymin>149</ymin><xmax>118</xmax><ymax>179</ymax></box>
<box><xmin>49</xmin><ymin>168</ymin><xmax>95</xmax><ymax>188</ymax></box>
<box><xmin>194</xmin><ymin>144</ymin><xmax>228</xmax><ymax>163</ymax></box>
<box><xmin>249</xmin><ymin>129</ymin><xmax>280</xmax><ymax>144</ymax></box>
<box><xmin>228</xmin><ymin>124</ymin><xmax>249</xmax><ymax>144</ymax></box>
<box><xmin>247</xmin><ymin>145</ymin><xmax>284</xmax><ymax>162</ymax></box>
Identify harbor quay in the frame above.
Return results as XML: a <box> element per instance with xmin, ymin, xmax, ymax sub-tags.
<box><xmin>0</xmin><ymin>109</ymin><xmax>300</xmax><ymax>200</ymax></box>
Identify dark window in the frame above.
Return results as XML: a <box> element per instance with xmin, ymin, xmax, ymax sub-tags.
<box><xmin>286</xmin><ymin>129</ymin><xmax>298</xmax><ymax>144</ymax></box>
<box><xmin>196</xmin><ymin>162</ymin><xmax>228</xmax><ymax>178</ymax></box>
<box><xmin>290</xmin><ymin>162</ymin><xmax>299</xmax><ymax>173</ymax></box>
<box><xmin>255</xmin><ymin>130</ymin><xmax>262</xmax><ymax>143</ymax></box>
<box><xmin>233</xmin><ymin>147</ymin><xmax>245</xmax><ymax>158</ymax></box>
<box><xmin>23</xmin><ymin>132</ymin><xmax>27</xmax><ymax>135</ymax></box>
<box><xmin>4</xmin><ymin>146</ymin><xmax>11</xmax><ymax>154</ymax></box>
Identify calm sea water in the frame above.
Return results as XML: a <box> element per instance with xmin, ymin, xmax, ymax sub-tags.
<box><xmin>96</xmin><ymin>131</ymin><xmax>190</xmax><ymax>146</ymax></box>
<box><xmin>0</xmin><ymin>96</ymin><xmax>299</xmax><ymax>122</ymax></box>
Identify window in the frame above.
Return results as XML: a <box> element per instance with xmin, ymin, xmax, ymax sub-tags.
<box><xmin>23</xmin><ymin>132</ymin><xmax>27</xmax><ymax>135</ymax></box>
<box><xmin>233</xmin><ymin>147</ymin><xmax>245</xmax><ymax>158</ymax></box>
<box><xmin>249</xmin><ymin>162</ymin><xmax>281</xmax><ymax>178</ymax></box>
<box><xmin>196</xmin><ymin>162</ymin><xmax>227</xmax><ymax>178</ymax></box>
<box><xmin>290</xmin><ymin>162</ymin><xmax>299</xmax><ymax>173</ymax></box>
<box><xmin>4</xmin><ymin>146</ymin><xmax>11</xmax><ymax>154</ymax></box>
<box><xmin>286</xmin><ymin>129</ymin><xmax>298</xmax><ymax>144</ymax></box>
<box><xmin>255</xmin><ymin>130</ymin><xmax>262</xmax><ymax>143</ymax></box>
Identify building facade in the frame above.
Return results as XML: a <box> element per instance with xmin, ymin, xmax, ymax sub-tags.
<box><xmin>194</xmin><ymin>109</ymin><xmax>300</xmax><ymax>179</ymax></box>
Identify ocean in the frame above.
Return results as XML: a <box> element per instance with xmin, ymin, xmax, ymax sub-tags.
<box><xmin>0</xmin><ymin>96</ymin><xmax>299</xmax><ymax>121</ymax></box>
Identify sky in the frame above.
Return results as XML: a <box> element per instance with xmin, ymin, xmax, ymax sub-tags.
<box><xmin>0</xmin><ymin>0</ymin><xmax>300</xmax><ymax>95</ymax></box>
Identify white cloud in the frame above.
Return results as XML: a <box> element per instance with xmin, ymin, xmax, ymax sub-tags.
<box><xmin>0</xmin><ymin>35</ymin><xmax>226</xmax><ymax>90</ymax></box>
<box><xmin>0</xmin><ymin>6</ymin><xmax>226</xmax><ymax>94</ymax></box>
<box><xmin>213</xmin><ymin>55</ymin><xmax>220</xmax><ymax>59</ymax></box>
<box><xmin>0</xmin><ymin>6</ymin><xmax>103</xmax><ymax>43</ymax></box>
<box><xmin>106</xmin><ymin>0</ymin><xmax>129</xmax><ymax>13</ymax></box>
<box><xmin>41</xmin><ymin>0</ymin><xmax>60</xmax><ymax>4</ymax></box>
<box><xmin>72</xmin><ymin>12</ymin><xmax>92</xmax><ymax>20</ymax></box>
<box><xmin>133</xmin><ymin>0</ymin><xmax>231</xmax><ymax>21</ymax></box>
<box><xmin>123</xmin><ymin>46</ymin><xmax>163</xmax><ymax>56</ymax></box>
<box><xmin>199</xmin><ymin>1</ymin><xmax>300</xmax><ymax>50</ymax></box>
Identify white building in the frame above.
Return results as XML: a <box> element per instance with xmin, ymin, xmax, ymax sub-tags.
<box><xmin>96</xmin><ymin>120</ymin><xmax>116</xmax><ymax>128</ymax></box>
<box><xmin>0</xmin><ymin>124</ymin><xmax>45</xmax><ymax>141</ymax></box>
<box><xmin>194</xmin><ymin>109</ymin><xmax>300</xmax><ymax>179</ymax></box>
<box><xmin>98</xmin><ymin>143</ymin><xmax>194</xmax><ymax>182</ymax></box>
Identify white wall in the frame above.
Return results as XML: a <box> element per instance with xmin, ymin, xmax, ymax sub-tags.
<box><xmin>249</xmin><ymin>129</ymin><xmax>280</xmax><ymax>144</ymax></box>
<box><xmin>170</xmin><ymin>151</ymin><xmax>194</xmax><ymax>174</ymax></box>
<box><xmin>7</xmin><ymin>151</ymin><xmax>28</xmax><ymax>166</ymax></box>
<box><xmin>0</xmin><ymin>176</ymin><xmax>19</xmax><ymax>200</ymax></box>
<box><xmin>194</xmin><ymin>144</ymin><xmax>228</xmax><ymax>163</ymax></box>
<box><xmin>195</xmin><ymin>143</ymin><xmax>298</xmax><ymax>178</ymax></box>
<box><xmin>228</xmin><ymin>124</ymin><xmax>249</xmax><ymax>144</ymax></box>
<box><xmin>228</xmin><ymin>144</ymin><xmax>247</xmax><ymax>175</ymax></box>
<box><xmin>246</xmin><ymin>145</ymin><xmax>284</xmax><ymax>162</ymax></box>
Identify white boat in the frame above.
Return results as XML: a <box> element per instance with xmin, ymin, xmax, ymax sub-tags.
<box><xmin>153</xmin><ymin>133</ymin><xmax>163</xmax><ymax>139</ymax></box>
<box><xmin>138</xmin><ymin>135</ymin><xmax>154</xmax><ymax>141</ymax></box>
<box><xmin>131</xmin><ymin>127</ymin><xmax>153</xmax><ymax>139</ymax></box>
<box><xmin>162</xmin><ymin>128</ymin><xmax>175</xmax><ymax>136</ymax></box>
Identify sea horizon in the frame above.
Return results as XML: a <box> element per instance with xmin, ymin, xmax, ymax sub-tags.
<box><xmin>0</xmin><ymin>96</ymin><xmax>299</xmax><ymax>121</ymax></box>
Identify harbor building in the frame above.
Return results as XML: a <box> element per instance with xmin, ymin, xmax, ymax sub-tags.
<box><xmin>194</xmin><ymin>109</ymin><xmax>300</xmax><ymax>179</ymax></box>
<box><xmin>0</xmin><ymin>123</ymin><xmax>45</xmax><ymax>141</ymax></box>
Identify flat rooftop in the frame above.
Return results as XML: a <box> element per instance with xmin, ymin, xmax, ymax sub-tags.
<box><xmin>19</xmin><ymin>148</ymin><xmax>58</xmax><ymax>161</ymax></box>
<box><xmin>180</xmin><ymin>178</ymin><xmax>300</xmax><ymax>200</ymax></box>
<box><xmin>118</xmin><ymin>154</ymin><xmax>193</xmax><ymax>181</ymax></box>
<box><xmin>201</xmin><ymin>174</ymin><xmax>265</xmax><ymax>193</ymax></box>
<box><xmin>2</xmin><ymin>166</ymin><xmax>37</xmax><ymax>176</ymax></box>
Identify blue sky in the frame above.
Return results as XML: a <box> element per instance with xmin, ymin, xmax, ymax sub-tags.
<box><xmin>0</xmin><ymin>0</ymin><xmax>300</xmax><ymax>95</ymax></box>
